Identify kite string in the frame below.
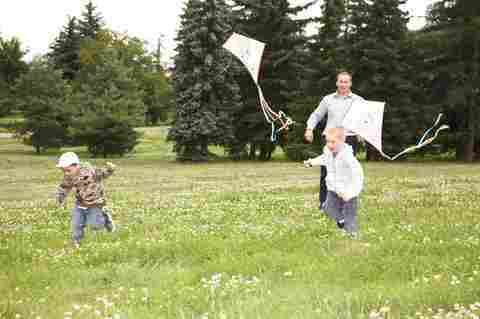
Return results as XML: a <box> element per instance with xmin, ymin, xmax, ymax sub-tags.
<box><xmin>378</xmin><ymin>114</ymin><xmax>448</xmax><ymax>161</ymax></box>
<box><xmin>256</xmin><ymin>85</ymin><xmax>295</xmax><ymax>142</ymax></box>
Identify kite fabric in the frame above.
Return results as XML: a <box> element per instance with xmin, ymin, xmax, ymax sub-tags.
<box><xmin>223</xmin><ymin>32</ymin><xmax>265</xmax><ymax>85</ymax></box>
<box><xmin>342</xmin><ymin>99</ymin><xmax>449</xmax><ymax>160</ymax></box>
<box><xmin>223</xmin><ymin>33</ymin><xmax>294</xmax><ymax>142</ymax></box>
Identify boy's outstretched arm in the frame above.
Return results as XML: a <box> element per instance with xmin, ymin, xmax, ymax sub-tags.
<box><xmin>56</xmin><ymin>176</ymin><xmax>73</xmax><ymax>205</ymax></box>
<box><xmin>95</xmin><ymin>162</ymin><xmax>116</xmax><ymax>181</ymax></box>
<box><xmin>304</xmin><ymin>154</ymin><xmax>326</xmax><ymax>167</ymax></box>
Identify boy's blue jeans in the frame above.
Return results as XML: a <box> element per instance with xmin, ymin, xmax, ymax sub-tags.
<box><xmin>71</xmin><ymin>204</ymin><xmax>106</xmax><ymax>242</ymax></box>
<box><xmin>322</xmin><ymin>191</ymin><xmax>358</xmax><ymax>234</ymax></box>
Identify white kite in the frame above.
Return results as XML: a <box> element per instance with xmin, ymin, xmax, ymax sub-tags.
<box><xmin>342</xmin><ymin>99</ymin><xmax>449</xmax><ymax>160</ymax></box>
<box><xmin>223</xmin><ymin>33</ymin><xmax>294</xmax><ymax>142</ymax></box>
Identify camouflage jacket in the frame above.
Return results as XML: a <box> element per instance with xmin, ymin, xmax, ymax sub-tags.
<box><xmin>56</xmin><ymin>163</ymin><xmax>115</xmax><ymax>207</ymax></box>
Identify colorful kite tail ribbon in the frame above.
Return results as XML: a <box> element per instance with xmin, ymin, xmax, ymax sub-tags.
<box><xmin>256</xmin><ymin>85</ymin><xmax>295</xmax><ymax>142</ymax></box>
<box><xmin>380</xmin><ymin>114</ymin><xmax>449</xmax><ymax>161</ymax></box>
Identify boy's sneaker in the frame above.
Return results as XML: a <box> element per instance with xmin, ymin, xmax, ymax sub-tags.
<box><xmin>336</xmin><ymin>219</ymin><xmax>345</xmax><ymax>229</ymax></box>
<box><xmin>73</xmin><ymin>240</ymin><xmax>81</xmax><ymax>249</ymax></box>
<box><xmin>103</xmin><ymin>209</ymin><xmax>116</xmax><ymax>232</ymax></box>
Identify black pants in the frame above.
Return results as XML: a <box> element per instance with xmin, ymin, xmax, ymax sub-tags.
<box><xmin>319</xmin><ymin>136</ymin><xmax>359</xmax><ymax>207</ymax></box>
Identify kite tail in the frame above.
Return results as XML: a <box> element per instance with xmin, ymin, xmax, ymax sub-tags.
<box><xmin>256</xmin><ymin>85</ymin><xmax>295</xmax><ymax>142</ymax></box>
<box><xmin>379</xmin><ymin>114</ymin><xmax>449</xmax><ymax>161</ymax></box>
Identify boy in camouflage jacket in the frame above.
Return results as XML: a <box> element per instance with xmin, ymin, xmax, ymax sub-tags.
<box><xmin>55</xmin><ymin>152</ymin><xmax>116</xmax><ymax>247</ymax></box>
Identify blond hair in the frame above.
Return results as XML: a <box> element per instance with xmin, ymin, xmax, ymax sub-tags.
<box><xmin>337</xmin><ymin>71</ymin><xmax>352</xmax><ymax>80</ymax></box>
<box><xmin>324</xmin><ymin>127</ymin><xmax>346</xmax><ymax>142</ymax></box>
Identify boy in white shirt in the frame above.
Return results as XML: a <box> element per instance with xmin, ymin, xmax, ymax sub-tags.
<box><xmin>304</xmin><ymin>127</ymin><xmax>364</xmax><ymax>235</ymax></box>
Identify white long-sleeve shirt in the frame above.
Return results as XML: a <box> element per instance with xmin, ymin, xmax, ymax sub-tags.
<box><xmin>309</xmin><ymin>144</ymin><xmax>364</xmax><ymax>200</ymax></box>
<box><xmin>306</xmin><ymin>92</ymin><xmax>364</xmax><ymax>135</ymax></box>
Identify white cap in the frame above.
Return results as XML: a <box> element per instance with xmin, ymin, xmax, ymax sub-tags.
<box><xmin>56</xmin><ymin>152</ymin><xmax>80</xmax><ymax>168</ymax></box>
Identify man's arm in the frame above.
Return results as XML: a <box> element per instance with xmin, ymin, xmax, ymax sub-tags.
<box><xmin>307</xmin><ymin>97</ymin><xmax>329</xmax><ymax>130</ymax></box>
<box><xmin>304</xmin><ymin>97</ymin><xmax>328</xmax><ymax>143</ymax></box>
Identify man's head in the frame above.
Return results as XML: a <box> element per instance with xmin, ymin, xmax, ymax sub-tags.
<box><xmin>56</xmin><ymin>152</ymin><xmax>80</xmax><ymax>176</ymax></box>
<box><xmin>336</xmin><ymin>71</ymin><xmax>352</xmax><ymax>96</ymax></box>
<box><xmin>324</xmin><ymin>127</ymin><xmax>346</xmax><ymax>153</ymax></box>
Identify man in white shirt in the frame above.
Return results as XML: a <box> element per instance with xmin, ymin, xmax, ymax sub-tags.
<box><xmin>304</xmin><ymin>71</ymin><xmax>364</xmax><ymax>208</ymax></box>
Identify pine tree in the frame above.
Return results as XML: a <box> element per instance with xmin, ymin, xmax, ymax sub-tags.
<box><xmin>71</xmin><ymin>47</ymin><xmax>144</xmax><ymax>157</ymax></box>
<box><xmin>48</xmin><ymin>16</ymin><xmax>81</xmax><ymax>80</ymax></box>
<box><xmin>231</xmin><ymin>0</ymin><xmax>312</xmax><ymax>160</ymax></box>
<box><xmin>14</xmin><ymin>58</ymin><xmax>72</xmax><ymax>153</ymax></box>
<box><xmin>422</xmin><ymin>0</ymin><xmax>480</xmax><ymax>161</ymax></box>
<box><xmin>78</xmin><ymin>1</ymin><xmax>104</xmax><ymax>39</ymax></box>
<box><xmin>0</xmin><ymin>36</ymin><xmax>28</xmax><ymax>86</ymax></box>
<box><xmin>0</xmin><ymin>36</ymin><xmax>27</xmax><ymax>116</ymax></box>
<box><xmin>283</xmin><ymin>0</ymin><xmax>347</xmax><ymax>161</ymax></box>
<box><xmin>168</xmin><ymin>0</ymin><xmax>243</xmax><ymax>161</ymax></box>
<box><xmin>307</xmin><ymin>0</ymin><xmax>347</xmax><ymax>94</ymax></box>
<box><xmin>346</xmin><ymin>0</ymin><xmax>424</xmax><ymax>160</ymax></box>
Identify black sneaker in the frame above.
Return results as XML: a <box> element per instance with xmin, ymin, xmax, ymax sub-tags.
<box><xmin>103</xmin><ymin>209</ymin><xmax>116</xmax><ymax>232</ymax></box>
<box><xmin>337</xmin><ymin>219</ymin><xmax>345</xmax><ymax>229</ymax></box>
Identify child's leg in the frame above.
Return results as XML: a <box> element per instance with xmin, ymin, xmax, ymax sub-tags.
<box><xmin>86</xmin><ymin>207</ymin><xmax>106</xmax><ymax>231</ymax></box>
<box><xmin>324</xmin><ymin>191</ymin><xmax>341</xmax><ymax>221</ymax></box>
<box><xmin>342</xmin><ymin>198</ymin><xmax>359</xmax><ymax>234</ymax></box>
<box><xmin>102</xmin><ymin>207</ymin><xmax>116</xmax><ymax>232</ymax></box>
<box><xmin>72</xmin><ymin>205</ymin><xmax>87</xmax><ymax>244</ymax></box>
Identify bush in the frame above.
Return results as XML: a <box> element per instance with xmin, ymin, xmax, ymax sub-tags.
<box><xmin>16</xmin><ymin>119</ymin><xmax>69</xmax><ymax>154</ymax></box>
<box><xmin>74</xmin><ymin>116</ymin><xmax>141</xmax><ymax>158</ymax></box>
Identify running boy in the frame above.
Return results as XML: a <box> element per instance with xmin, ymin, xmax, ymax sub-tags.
<box><xmin>304</xmin><ymin>128</ymin><xmax>364</xmax><ymax>235</ymax></box>
<box><xmin>55</xmin><ymin>152</ymin><xmax>116</xmax><ymax>247</ymax></box>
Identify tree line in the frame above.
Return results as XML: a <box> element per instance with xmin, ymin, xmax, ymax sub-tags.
<box><xmin>0</xmin><ymin>2</ymin><xmax>172</xmax><ymax>157</ymax></box>
<box><xmin>169</xmin><ymin>0</ymin><xmax>480</xmax><ymax>162</ymax></box>
<box><xmin>1</xmin><ymin>0</ymin><xmax>479</xmax><ymax>161</ymax></box>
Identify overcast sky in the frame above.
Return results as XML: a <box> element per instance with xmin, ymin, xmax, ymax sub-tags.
<box><xmin>0</xmin><ymin>0</ymin><xmax>436</xmax><ymax>64</ymax></box>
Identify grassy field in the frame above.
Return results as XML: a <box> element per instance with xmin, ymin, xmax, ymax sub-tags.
<box><xmin>1</xmin><ymin>127</ymin><xmax>480</xmax><ymax>319</ymax></box>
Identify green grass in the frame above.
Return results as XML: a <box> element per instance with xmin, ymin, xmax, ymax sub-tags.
<box><xmin>1</xmin><ymin>127</ymin><xmax>480</xmax><ymax>319</ymax></box>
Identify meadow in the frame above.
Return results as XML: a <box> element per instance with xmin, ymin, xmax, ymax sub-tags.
<box><xmin>1</xmin><ymin>127</ymin><xmax>480</xmax><ymax>319</ymax></box>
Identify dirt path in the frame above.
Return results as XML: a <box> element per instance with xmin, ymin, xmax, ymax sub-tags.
<box><xmin>0</xmin><ymin>133</ymin><xmax>13</xmax><ymax>139</ymax></box>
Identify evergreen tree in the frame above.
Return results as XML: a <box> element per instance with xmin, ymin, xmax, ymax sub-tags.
<box><xmin>0</xmin><ymin>36</ymin><xmax>28</xmax><ymax>86</ymax></box>
<box><xmin>48</xmin><ymin>16</ymin><xmax>81</xmax><ymax>80</ymax></box>
<box><xmin>0</xmin><ymin>36</ymin><xmax>28</xmax><ymax>116</ymax></box>
<box><xmin>307</xmin><ymin>0</ymin><xmax>347</xmax><ymax>94</ymax></box>
<box><xmin>71</xmin><ymin>46</ymin><xmax>144</xmax><ymax>157</ymax></box>
<box><xmin>421</xmin><ymin>0</ymin><xmax>480</xmax><ymax>161</ymax></box>
<box><xmin>346</xmin><ymin>0</ymin><xmax>426</xmax><ymax>159</ymax></box>
<box><xmin>78</xmin><ymin>1</ymin><xmax>104</xmax><ymax>39</ymax></box>
<box><xmin>231</xmin><ymin>0</ymin><xmax>312</xmax><ymax>160</ymax></box>
<box><xmin>14</xmin><ymin>58</ymin><xmax>72</xmax><ymax>153</ymax></box>
<box><xmin>284</xmin><ymin>0</ymin><xmax>347</xmax><ymax>161</ymax></box>
<box><xmin>168</xmin><ymin>0</ymin><xmax>243</xmax><ymax>161</ymax></box>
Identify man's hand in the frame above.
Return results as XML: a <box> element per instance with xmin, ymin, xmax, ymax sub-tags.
<box><xmin>304</xmin><ymin>129</ymin><xmax>314</xmax><ymax>144</ymax></box>
<box><xmin>106</xmin><ymin>162</ymin><xmax>116</xmax><ymax>170</ymax></box>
